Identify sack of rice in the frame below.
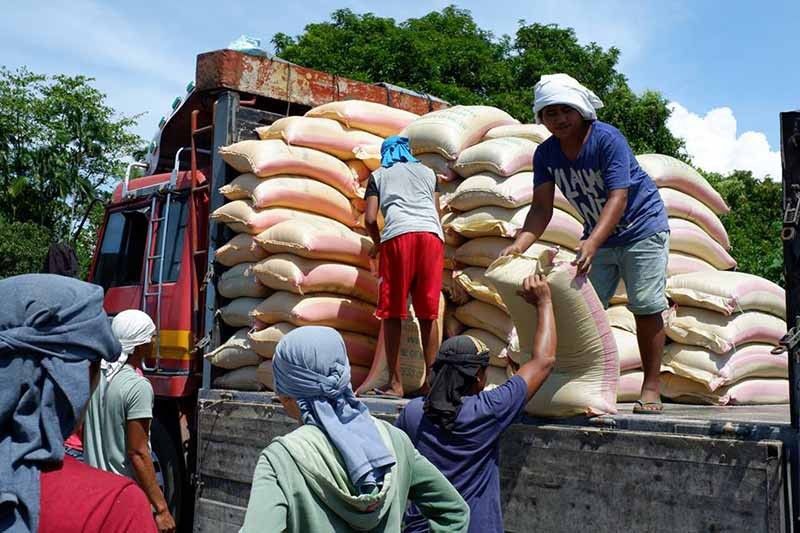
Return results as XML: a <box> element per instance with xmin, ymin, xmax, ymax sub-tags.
<box><xmin>612</xmin><ymin>328</ymin><xmax>642</xmax><ymax>372</ymax></box>
<box><xmin>447</xmin><ymin>206</ymin><xmax>582</xmax><ymax>249</ymax></box>
<box><xmin>220</xmin><ymin>175</ymin><xmax>359</xmax><ymax>227</ymax></box>
<box><xmin>484</xmin><ymin>366</ymin><xmax>513</xmax><ymax>391</ymax></box>
<box><xmin>213</xmin><ymin>366</ymin><xmax>264</xmax><ymax>391</ymax></box>
<box><xmin>659</xmin><ymin>188</ymin><xmax>729</xmax><ymax>248</ymax></box>
<box><xmin>218</xmin><ymin>140</ymin><xmax>360</xmax><ymax>197</ymax></box>
<box><xmin>218</xmin><ymin>262</ymin><xmax>271</xmax><ymax>299</ymax></box>
<box><xmin>219</xmin><ymin>297</ymin><xmax>262</xmax><ymax>328</ymax></box>
<box><xmin>669</xmin><ymin>218</ymin><xmax>736</xmax><ymax>270</ymax></box>
<box><xmin>256</xmin><ymin>116</ymin><xmax>383</xmax><ymax>162</ymax></box>
<box><xmin>305</xmin><ymin>100</ymin><xmax>418</xmax><ymax>137</ymax></box>
<box><xmin>403</xmin><ymin>105</ymin><xmax>518</xmax><ymax>160</ymax></box>
<box><xmin>453</xmin><ymin>138</ymin><xmax>537</xmax><ymax>178</ymax></box>
<box><xmin>665</xmin><ymin>306</ymin><xmax>786</xmax><ymax>354</ymax></box>
<box><xmin>463</xmin><ymin>328</ymin><xmax>510</xmax><ymax>368</ymax></box>
<box><xmin>486</xmin><ymin>252</ymin><xmax>618</xmax><ymax>417</ymax></box>
<box><xmin>662</xmin><ymin>343</ymin><xmax>787</xmax><ymax>391</ymax></box>
<box><xmin>454</xmin><ymin>237</ymin><xmax>575</xmax><ymax>268</ymax></box>
<box><xmin>455</xmin><ymin>267</ymin><xmax>507</xmax><ymax>312</ymax></box>
<box><xmin>618</xmin><ymin>370</ymin><xmax>644</xmax><ymax>402</ymax></box>
<box><xmin>455</xmin><ymin>300</ymin><xmax>515</xmax><ymax>344</ymax></box>
<box><xmin>253</xmin><ymin>254</ymin><xmax>378</xmax><ymax>304</ymax></box>
<box><xmin>444</xmin><ymin>244</ymin><xmax>457</xmax><ymax>270</ymax></box>
<box><xmin>660</xmin><ymin>373</ymin><xmax>789</xmax><ymax>405</ymax></box>
<box><xmin>417</xmin><ymin>153</ymin><xmax>459</xmax><ymax>181</ymax></box>
<box><xmin>606</xmin><ymin>305</ymin><xmax>636</xmax><ymax>334</ymax></box>
<box><xmin>483</xmin><ymin>123</ymin><xmax>551</xmax><ymax>144</ymax></box>
<box><xmin>636</xmin><ymin>154</ymin><xmax>729</xmax><ymax>214</ymax></box>
<box><xmin>255</xmin><ymin>219</ymin><xmax>372</xmax><ymax>269</ymax></box>
<box><xmin>212</xmin><ymin>201</ymin><xmax>346</xmax><ymax>235</ymax></box>
<box><xmin>444</xmin><ymin>304</ymin><xmax>466</xmax><ymax>338</ymax></box>
<box><xmin>252</xmin><ymin>291</ymin><xmax>380</xmax><ymax>337</ymax></box>
<box><xmin>668</xmin><ymin>252</ymin><xmax>716</xmax><ymax>276</ymax></box>
<box><xmin>442</xmin><ymin>269</ymin><xmax>470</xmax><ymax>305</ymax></box>
<box><xmin>666</xmin><ymin>271</ymin><xmax>785</xmax><ymax>318</ymax></box>
<box><xmin>249</xmin><ymin>322</ymin><xmax>295</xmax><ymax>358</ymax></box>
<box><xmin>205</xmin><ymin>328</ymin><xmax>263</xmax><ymax>369</ymax></box>
<box><xmin>216</xmin><ymin>234</ymin><xmax>269</xmax><ymax>267</ymax></box>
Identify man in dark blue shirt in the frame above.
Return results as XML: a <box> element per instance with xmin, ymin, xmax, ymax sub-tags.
<box><xmin>396</xmin><ymin>274</ymin><xmax>557</xmax><ymax>533</ymax></box>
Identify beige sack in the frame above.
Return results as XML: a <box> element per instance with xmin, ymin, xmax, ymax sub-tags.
<box><xmin>305</xmin><ymin>100</ymin><xmax>418</xmax><ymax>137</ymax></box>
<box><xmin>418</xmin><ymin>153</ymin><xmax>459</xmax><ymax>181</ymax></box>
<box><xmin>205</xmin><ymin>328</ymin><xmax>263</xmax><ymax>369</ymax></box>
<box><xmin>665</xmin><ymin>307</ymin><xmax>786</xmax><ymax>354</ymax></box>
<box><xmin>444</xmin><ymin>244</ymin><xmax>457</xmax><ymax>270</ymax></box>
<box><xmin>455</xmin><ymin>267</ymin><xmax>507</xmax><ymax>312</ymax></box>
<box><xmin>453</xmin><ymin>138</ymin><xmax>537</xmax><ymax>178</ymax></box>
<box><xmin>442</xmin><ymin>269</ymin><xmax>470</xmax><ymax>305</ymax></box>
<box><xmin>212</xmin><ymin>201</ymin><xmax>348</xmax><ymax>236</ymax></box>
<box><xmin>660</xmin><ymin>373</ymin><xmax>789</xmax><ymax>405</ymax></box>
<box><xmin>668</xmin><ymin>252</ymin><xmax>717</xmax><ymax>276</ymax></box>
<box><xmin>213</xmin><ymin>366</ymin><xmax>265</xmax><ymax>391</ymax></box>
<box><xmin>484</xmin><ymin>365</ymin><xmax>513</xmax><ymax>391</ymax></box>
<box><xmin>444</xmin><ymin>304</ymin><xmax>466</xmax><ymax>338</ymax></box>
<box><xmin>636</xmin><ymin>154</ymin><xmax>729</xmax><ymax>214</ymax></box>
<box><xmin>249</xmin><ymin>322</ymin><xmax>295</xmax><ymax>358</ymax></box>
<box><xmin>403</xmin><ymin>105</ymin><xmax>518</xmax><ymax>159</ymax></box>
<box><xmin>666</xmin><ymin>271</ymin><xmax>785</xmax><ymax>318</ymax></box>
<box><xmin>218</xmin><ymin>139</ymin><xmax>360</xmax><ymax>198</ymax></box>
<box><xmin>660</xmin><ymin>188</ymin><xmax>729</xmax><ymax>249</ymax></box>
<box><xmin>455</xmin><ymin>300</ymin><xmax>515</xmax><ymax>344</ymax></box>
<box><xmin>669</xmin><ymin>218</ymin><xmax>736</xmax><ymax>270</ymax></box>
<box><xmin>440</xmin><ymin>213</ymin><xmax>467</xmax><ymax>247</ymax></box>
<box><xmin>486</xmin><ymin>253</ymin><xmax>618</xmax><ymax>417</ymax></box>
<box><xmin>454</xmin><ymin>237</ymin><xmax>575</xmax><ymax>268</ymax></box>
<box><xmin>618</xmin><ymin>370</ymin><xmax>644</xmax><ymax>402</ymax></box>
<box><xmin>252</xmin><ymin>292</ymin><xmax>380</xmax><ymax>337</ymax></box>
<box><xmin>255</xmin><ymin>219</ymin><xmax>371</xmax><ymax>269</ymax></box>
<box><xmin>215</xmin><ymin>234</ymin><xmax>269</xmax><ymax>267</ymax></box>
<box><xmin>609</xmin><ymin>281</ymin><xmax>628</xmax><ymax>305</ymax></box>
<box><xmin>218</xmin><ymin>262</ymin><xmax>271</xmax><ymax>299</ymax></box>
<box><xmin>607</xmin><ymin>305</ymin><xmax>637</xmax><ymax>334</ymax></box>
<box><xmin>253</xmin><ymin>254</ymin><xmax>378</xmax><ymax>304</ymax></box>
<box><xmin>483</xmin><ymin>123</ymin><xmax>551</xmax><ymax>144</ymax></box>
<box><xmin>220</xmin><ymin>175</ymin><xmax>359</xmax><ymax>227</ymax></box>
<box><xmin>219</xmin><ymin>297</ymin><xmax>262</xmax><ymax>328</ymax></box>
<box><xmin>612</xmin><ymin>327</ymin><xmax>642</xmax><ymax>372</ymax></box>
<box><xmin>463</xmin><ymin>327</ymin><xmax>510</xmax><ymax>368</ymax></box>
<box><xmin>662</xmin><ymin>343</ymin><xmax>788</xmax><ymax>391</ymax></box>
<box><xmin>255</xmin><ymin>359</ymin><xmax>275</xmax><ymax>391</ymax></box>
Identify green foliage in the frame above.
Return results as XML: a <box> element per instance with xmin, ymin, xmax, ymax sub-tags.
<box><xmin>0</xmin><ymin>67</ymin><xmax>143</xmax><ymax>278</ymax></box>
<box><xmin>704</xmin><ymin>170</ymin><xmax>783</xmax><ymax>285</ymax></box>
<box><xmin>273</xmin><ymin>7</ymin><xmax>684</xmax><ymax>157</ymax></box>
<box><xmin>0</xmin><ymin>216</ymin><xmax>51</xmax><ymax>277</ymax></box>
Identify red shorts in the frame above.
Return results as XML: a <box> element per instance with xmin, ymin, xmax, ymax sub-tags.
<box><xmin>377</xmin><ymin>232</ymin><xmax>443</xmax><ymax>320</ymax></box>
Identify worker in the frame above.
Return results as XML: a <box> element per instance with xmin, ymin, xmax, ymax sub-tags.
<box><xmin>501</xmin><ymin>73</ymin><xmax>670</xmax><ymax>414</ymax></box>
<box><xmin>358</xmin><ymin>135</ymin><xmax>444</xmax><ymax>398</ymax></box>
<box><xmin>396</xmin><ymin>274</ymin><xmax>557</xmax><ymax>533</ymax></box>
<box><xmin>83</xmin><ymin>310</ymin><xmax>176</xmax><ymax>533</ymax></box>
<box><xmin>0</xmin><ymin>274</ymin><xmax>156</xmax><ymax>533</ymax></box>
<box><xmin>241</xmin><ymin>326</ymin><xmax>470</xmax><ymax>533</ymax></box>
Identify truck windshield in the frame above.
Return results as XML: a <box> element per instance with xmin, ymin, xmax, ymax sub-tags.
<box><xmin>94</xmin><ymin>208</ymin><xmax>148</xmax><ymax>289</ymax></box>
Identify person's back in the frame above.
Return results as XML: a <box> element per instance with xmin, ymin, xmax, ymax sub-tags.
<box><xmin>84</xmin><ymin>365</ymin><xmax>154</xmax><ymax>478</ymax></box>
<box><xmin>39</xmin><ymin>455</ymin><xmax>156</xmax><ymax>533</ymax></box>
<box><xmin>398</xmin><ymin>377</ymin><xmax>528</xmax><ymax>533</ymax></box>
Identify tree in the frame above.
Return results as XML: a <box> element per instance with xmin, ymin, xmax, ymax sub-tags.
<box><xmin>0</xmin><ymin>67</ymin><xmax>143</xmax><ymax>277</ymax></box>
<box><xmin>705</xmin><ymin>170</ymin><xmax>783</xmax><ymax>285</ymax></box>
<box><xmin>273</xmin><ymin>7</ymin><xmax>684</xmax><ymax>157</ymax></box>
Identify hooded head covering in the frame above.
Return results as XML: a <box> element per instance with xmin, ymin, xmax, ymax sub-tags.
<box><xmin>0</xmin><ymin>274</ymin><xmax>121</xmax><ymax>532</ymax></box>
<box><xmin>532</xmin><ymin>73</ymin><xmax>604</xmax><ymax>124</ymax></box>
<box><xmin>380</xmin><ymin>136</ymin><xmax>419</xmax><ymax>168</ymax></box>
<box><xmin>423</xmin><ymin>335</ymin><xmax>490</xmax><ymax>431</ymax></box>
<box><xmin>272</xmin><ymin>326</ymin><xmax>396</xmax><ymax>494</ymax></box>
<box><xmin>103</xmin><ymin>309</ymin><xmax>156</xmax><ymax>381</ymax></box>
<box><xmin>41</xmin><ymin>242</ymin><xmax>79</xmax><ymax>278</ymax></box>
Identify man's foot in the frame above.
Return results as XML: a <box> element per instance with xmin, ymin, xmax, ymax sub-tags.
<box><xmin>633</xmin><ymin>399</ymin><xmax>663</xmax><ymax>414</ymax></box>
<box><xmin>358</xmin><ymin>385</ymin><xmax>404</xmax><ymax>399</ymax></box>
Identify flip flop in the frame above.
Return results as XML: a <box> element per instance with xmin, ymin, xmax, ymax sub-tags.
<box><xmin>359</xmin><ymin>388</ymin><xmax>404</xmax><ymax>400</ymax></box>
<box><xmin>633</xmin><ymin>400</ymin><xmax>663</xmax><ymax>415</ymax></box>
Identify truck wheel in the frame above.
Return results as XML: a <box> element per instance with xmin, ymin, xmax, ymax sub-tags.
<box><xmin>151</xmin><ymin>417</ymin><xmax>184</xmax><ymax>525</ymax></box>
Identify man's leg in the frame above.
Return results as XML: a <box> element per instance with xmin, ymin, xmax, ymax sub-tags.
<box><xmin>418</xmin><ymin>318</ymin><xmax>438</xmax><ymax>387</ymax></box>
<box><xmin>634</xmin><ymin>312</ymin><xmax>666</xmax><ymax>406</ymax></box>
<box><xmin>383</xmin><ymin>318</ymin><xmax>404</xmax><ymax>397</ymax></box>
<box><xmin>410</xmin><ymin>233</ymin><xmax>444</xmax><ymax>389</ymax></box>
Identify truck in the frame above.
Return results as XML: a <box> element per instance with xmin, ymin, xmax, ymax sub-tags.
<box><xmin>89</xmin><ymin>48</ymin><xmax>800</xmax><ymax>532</ymax></box>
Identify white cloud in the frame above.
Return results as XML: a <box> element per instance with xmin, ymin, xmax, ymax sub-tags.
<box><xmin>666</xmin><ymin>102</ymin><xmax>781</xmax><ymax>181</ymax></box>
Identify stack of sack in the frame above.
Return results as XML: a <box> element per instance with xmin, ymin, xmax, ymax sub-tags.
<box><xmin>660</xmin><ymin>271</ymin><xmax>788</xmax><ymax>405</ymax></box>
<box><xmin>209</xmin><ymin>100</ymin><xmax>420</xmax><ymax>392</ymax></box>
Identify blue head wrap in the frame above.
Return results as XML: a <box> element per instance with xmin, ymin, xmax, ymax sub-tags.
<box><xmin>0</xmin><ymin>274</ymin><xmax>121</xmax><ymax>532</ymax></box>
<box><xmin>380</xmin><ymin>135</ymin><xmax>419</xmax><ymax>168</ymax></box>
<box><xmin>272</xmin><ymin>326</ymin><xmax>395</xmax><ymax>494</ymax></box>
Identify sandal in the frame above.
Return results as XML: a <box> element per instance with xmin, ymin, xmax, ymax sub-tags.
<box><xmin>633</xmin><ymin>400</ymin><xmax>663</xmax><ymax>415</ymax></box>
<box><xmin>359</xmin><ymin>388</ymin><xmax>404</xmax><ymax>400</ymax></box>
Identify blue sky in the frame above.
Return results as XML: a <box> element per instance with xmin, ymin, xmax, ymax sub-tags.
<box><xmin>1</xmin><ymin>0</ymin><xmax>797</xmax><ymax>179</ymax></box>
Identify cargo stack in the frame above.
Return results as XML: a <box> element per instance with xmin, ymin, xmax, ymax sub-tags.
<box><xmin>210</xmin><ymin>100</ymin><xmax>419</xmax><ymax>392</ymax></box>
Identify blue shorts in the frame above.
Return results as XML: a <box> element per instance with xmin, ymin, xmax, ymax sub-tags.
<box><xmin>589</xmin><ymin>231</ymin><xmax>669</xmax><ymax>315</ymax></box>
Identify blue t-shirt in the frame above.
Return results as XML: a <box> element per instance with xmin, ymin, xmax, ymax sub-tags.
<box><xmin>396</xmin><ymin>376</ymin><xmax>528</xmax><ymax>533</ymax></box>
<box><xmin>533</xmin><ymin>121</ymin><xmax>669</xmax><ymax>247</ymax></box>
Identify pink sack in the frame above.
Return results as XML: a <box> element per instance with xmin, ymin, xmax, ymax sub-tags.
<box><xmin>660</xmin><ymin>188</ymin><xmax>730</xmax><ymax>249</ymax></box>
<box><xmin>637</xmin><ymin>154</ymin><xmax>729</xmax><ymax>214</ymax></box>
<box><xmin>669</xmin><ymin>218</ymin><xmax>737</xmax><ymax>270</ymax></box>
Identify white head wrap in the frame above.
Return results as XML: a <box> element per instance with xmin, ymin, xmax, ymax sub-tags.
<box><xmin>533</xmin><ymin>73</ymin><xmax>604</xmax><ymax>124</ymax></box>
<box><xmin>103</xmin><ymin>309</ymin><xmax>156</xmax><ymax>381</ymax></box>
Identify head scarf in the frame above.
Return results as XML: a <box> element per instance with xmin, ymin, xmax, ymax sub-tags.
<box><xmin>272</xmin><ymin>326</ymin><xmax>395</xmax><ymax>494</ymax></box>
<box><xmin>380</xmin><ymin>136</ymin><xmax>419</xmax><ymax>168</ymax></box>
<box><xmin>41</xmin><ymin>243</ymin><xmax>79</xmax><ymax>278</ymax></box>
<box><xmin>532</xmin><ymin>73</ymin><xmax>604</xmax><ymax>124</ymax></box>
<box><xmin>423</xmin><ymin>336</ymin><xmax>490</xmax><ymax>431</ymax></box>
<box><xmin>104</xmin><ymin>309</ymin><xmax>156</xmax><ymax>382</ymax></box>
<box><xmin>0</xmin><ymin>274</ymin><xmax>120</xmax><ymax>532</ymax></box>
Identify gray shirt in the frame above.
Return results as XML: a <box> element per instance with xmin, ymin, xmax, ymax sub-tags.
<box><xmin>365</xmin><ymin>162</ymin><xmax>443</xmax><ymax>242</ymax></box>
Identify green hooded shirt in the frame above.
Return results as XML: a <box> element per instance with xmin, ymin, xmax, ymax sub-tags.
<box><xmin>240</xmin><ymin>417</ymin><xmax>469</xmax><ymax>532</ymax></box>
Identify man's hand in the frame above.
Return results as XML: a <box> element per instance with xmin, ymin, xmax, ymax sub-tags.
<box><xmin>499</xmin><ymin>241</ymin><xmax>524</xmax><ymax>257</ymax></box>
<box><xmin>573</xmin><ymin>238</ymin><xmax>600</xmax><ymax>276</ymax></box>
<box><xmin>154</xmin><ymin>509</ymin><xmax>176</xmax><ymax>533</ymax></box>
<box><xmin>516</xmin><ymin>274</ymin><xmax>551</xmax><ymax>307</ymax></box>
<box><xmin>368</xmin><ymin>243</ymin><xmax>380</xmax><ymax>259</ymax></box>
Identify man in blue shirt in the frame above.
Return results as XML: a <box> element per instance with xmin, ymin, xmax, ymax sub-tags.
<box><xmin>501</xmin><ymin>73</ymin><xmax>670</xmax><ymax>414</ymax></box>
<box><xmin>396</xmin><ymin>274</ymin><xmax>557</xmax><ymax>533</ymax></box>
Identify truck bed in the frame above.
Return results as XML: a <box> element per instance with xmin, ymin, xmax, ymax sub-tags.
<box><xmin>194</xmin><ymin>388</ymin><xmax>789</xmax><ymax>532</ymax></box>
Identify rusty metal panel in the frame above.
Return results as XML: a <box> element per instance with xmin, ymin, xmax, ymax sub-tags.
<box><xmin>196</xmin><ymin>50</ymin><xmax>447</xmax><ymax>114</ymax></box>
